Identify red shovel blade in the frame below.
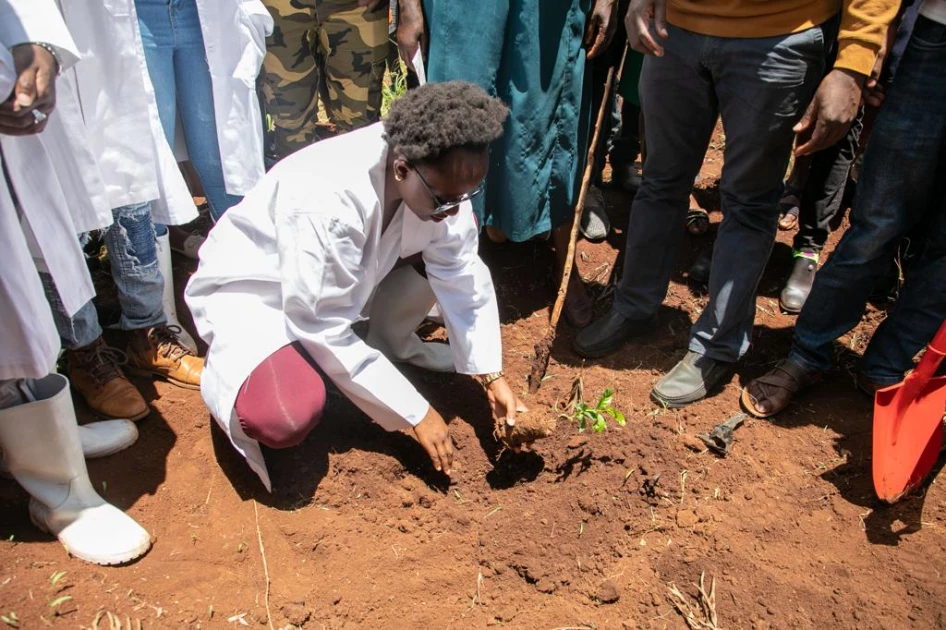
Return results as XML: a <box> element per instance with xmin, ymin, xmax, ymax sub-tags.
<box><xmin>872</xmin><ymin>376</ymin><xmax>946</xmax><ymax>503</ymax></box>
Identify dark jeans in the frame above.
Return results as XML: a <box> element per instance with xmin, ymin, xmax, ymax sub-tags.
<box><xmin>790</xmin><ymin>15</ymin><xmax>946</xmax><ymax>385</ymax></box>
<box><xmin>792</xmin><ymin>110</ymin><xmax>863</xmax><ymax>254</ymax></box>
<box><xmin>613</xmin><ymin>23</ymin><xmax>827</xmax><ymax>362</ymax></box>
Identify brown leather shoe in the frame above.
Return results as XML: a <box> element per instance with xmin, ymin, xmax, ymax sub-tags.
<box><xmin>127</xmin><ymin>325</ymin><xmax>203</xmax><ymax>390</ymax></box>
<box><xmin>65</xmin><ymin>337</ymin><xmax>149</xmax><ymax>421</ymax></box>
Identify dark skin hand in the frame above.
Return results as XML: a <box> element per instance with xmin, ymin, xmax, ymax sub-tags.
<box><xmin>395</xmin><ymin>0</ymin><xmax>427</xmax><ymax>72</ymax></box>
<box><xmin>0</xmin><ymin>44</ymin><xmax>58</xmax><ymax>136</ymax></box>
<box><xmin>357</xmin><ymin>0</ymin><xmax>388</xmax><ymax>12</ymax></box>
<box><xmin>793</xmin><ymin>68</ymin><xmax>866</xmax><ymax>157</ymax></box>
<box><xmin>413</xmin><ymin>405</ymin><xmax>454</xmax><ymax>475</ymax></box>
<box><xmin>625</xmin><ymin>0</ymin><xmax>668</xmax><ymax>57</ymax></box>
<box><xmin>585</xmin><ymin>0</ymin><xmax>618</xmax><ymax>59</ymax></box>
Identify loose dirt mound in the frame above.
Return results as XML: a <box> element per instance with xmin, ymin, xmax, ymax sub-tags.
<box><xmin>2</xmin><ymin>135</ymin><xmax>945</xmax><ymax>629</ymax></box>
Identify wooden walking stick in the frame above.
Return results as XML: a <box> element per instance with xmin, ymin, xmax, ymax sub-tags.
<box><xmin>528</xmin><ymin>46</ymin><xmax>628</xmax><ymax>394</ymax></box>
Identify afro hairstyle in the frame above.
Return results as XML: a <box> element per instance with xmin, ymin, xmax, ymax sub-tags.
<box><xmin>383</xmin><ymin>81</ymin><xmax>508</xmax><ymax>165</ymax></box>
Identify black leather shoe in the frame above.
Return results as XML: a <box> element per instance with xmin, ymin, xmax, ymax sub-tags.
<box><xmin>780</xmin><ymin>255</ymin><xmax>817</xmax><ymax>314</ymax></box>
<box><xmin>573</xmin><ymin>310</ymin><xmax>658</xmax><ymax>359</ymax></box>
<box><xmin>689</xmin><ymin>248</ymin><xmax>713</xmax><ymax>285</ymax></box>
<box><xmin>651</xmin><ymin>351</ymin><xmax>733</xmax><ymax>408</ymax></box>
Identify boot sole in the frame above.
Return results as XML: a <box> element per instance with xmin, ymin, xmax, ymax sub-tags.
<box><xmin>29</xmin><ymin>504</ymin><xmax>152</xmax><ymax>566</ymax></box>
<box><xmin>127</xmin><ymin>368</ymin><xmax>201</xmax><ymax>391</ymax></box>
<box><xmin>778</xmin><ymin>298</ymin><xmax>804</xmax><ymax>315</ymax></box>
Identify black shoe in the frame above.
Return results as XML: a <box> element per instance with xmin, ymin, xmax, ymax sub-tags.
<box><xmin>612</xmin><ymin>160</ymin><xmax>642</xmax><ymax>192</ymax></box>
<box><xmin>689</xmin><ymin>248</ymin><xmax>713</xmax><ymax>285</ymax></box>
<box><xmin>779</xmin><ymin>254</ymin><xmax>817</xmax><ymax>314</ymax></box>
<box><xmin>651</xmin><ymin>351</ymin><xmax>733</xmax><ymax>408</ymax></box>
<box><xmin>573</xmin><ymin>310</ymin><xmax>657</xmax><ymax>359</ymax></box>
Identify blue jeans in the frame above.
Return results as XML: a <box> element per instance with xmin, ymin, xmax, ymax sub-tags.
<box><xmin>135</xmin><ymin>0</ymin><xmax>241</xmax><ymax>221</ymax></box>
<box><xmin>41</xmin><ymin>202</ymin><xmax>166</xmax><ymax>349</ymax></box>
<box><xmin>790</xmin><ymin>16</ymin><xmax>946</xmax><ymax>385</ymax></box>
<box><xmin>612</xmin><ymin>22</ymin><xmax>828</xmax><ymax>362</ymax></box>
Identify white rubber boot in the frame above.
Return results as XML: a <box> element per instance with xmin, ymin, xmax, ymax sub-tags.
<box><xmin>156</xmin><ymin>232</ymin><xmax>198</xmax><ymax>353</ymax></box>
<box><xmin>78</xmin><ymin>420</ymin><xmax>139</xmax><ymax>459</ymax></box>
<box><xmin>366</xmin><ymin>265</ymin><xmax>455</xmax><ymax>372</ymax></box>
<box><xmin>0</xmin><ymin>420</ymin><xmax>137</xmax><ymax>478</ymax></box>
<box><xmin>0</xmin><ymin>375</ymin><xmax>152</xmax><ymax>565</ymax></box>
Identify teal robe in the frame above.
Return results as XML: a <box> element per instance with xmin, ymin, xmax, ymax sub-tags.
<box><xmin>423</xmin><ymin>0</ymin><xmax>592</xmax><ymax>242</ymax></box>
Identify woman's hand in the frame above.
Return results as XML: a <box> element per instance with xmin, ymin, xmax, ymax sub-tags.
<box><xmin>413</xmin><ymin>405</ymin><xmax>453</xmax><ymax>475</ymax></box>
<box><xmin>486</xmin><ymin>376</ymin><xmax>528</xmax><ymax>427</ymax></box>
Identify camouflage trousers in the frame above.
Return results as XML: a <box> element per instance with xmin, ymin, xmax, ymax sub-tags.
<box><xmin>261</xmin><ymin>0</ymin><xmax>388</xmax><ymax>159</ymax></box>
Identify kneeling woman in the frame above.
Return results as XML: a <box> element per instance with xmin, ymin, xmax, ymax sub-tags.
<box><xmin>186</xmin><ymin>82</ymin><xmax>523</xmax><ymax>490</ymax></box>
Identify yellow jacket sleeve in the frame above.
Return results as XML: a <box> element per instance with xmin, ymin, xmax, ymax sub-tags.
<box><xmin>835</xmin><ymin>0</ymin><xmax>902</xmax><ymax>76</ymax></box>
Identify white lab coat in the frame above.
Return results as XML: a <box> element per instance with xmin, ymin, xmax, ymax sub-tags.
<box><xmin>0</xmin><ymin>0</ymin><xmax>92</xmax><ymax>380</ymax></box>
<box><xmin>193</xmin><ymin>0</ymin><xmax>273</xmax><ymax>196</ymax></box>
<box><xmin>185</xmin><ymin>124</ymin><xmax>503</xmax><ymax>490</ymax></box>
<box><xmin>58</xmin><ymin>0</ymin><xmax>271</xmax><ymax>223</ymax></box>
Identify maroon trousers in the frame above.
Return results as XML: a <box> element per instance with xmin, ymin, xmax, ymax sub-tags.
<box><xmin>234</xmin><ymin>343</ymin><xmax>327</xmax><ymax>449</ymax></box>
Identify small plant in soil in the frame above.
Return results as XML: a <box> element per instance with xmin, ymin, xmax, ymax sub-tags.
<box><xmin>559</xmin><ymin>374</ymin><xmax>626</xmax><ymax>433</ymax></box>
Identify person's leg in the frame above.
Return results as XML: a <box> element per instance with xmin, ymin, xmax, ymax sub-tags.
<box><xmin>689</xmin><ymin>24</ymin><xmax>827</xmax><ymax>363</ymax></box>
<box><xmin>39</xmin><ymin>273</ymin><xmax>102</xmax><ymax>351</ymax></box>
<box><xmin>234</xmin><ymin>342</ymin><xmax>327</xmax><ymax>448</ymax></box>
<box><xmin>135</xmin><ymin>0</ymin><xmax>177</xmax><ymax>242</ymax></box>
<box><xmin>789</xmin><ymin>16</ymin><xmax>946</xmax><ymax>375</ymax></box>
<box><xmin>860</xmin><ymin>193</ymin><xmax>946</xmax><ymax>386</ymax></box>
<box><xmin>135</xmin><ymin>0</ymin><xmax>178</xmax><ymax>152</ymax></box>
<box><xmin>169</xmin><ymin>0</ymin><xmax>242</xmax><ymax>220</ymax></box>
<box><xmin>611</xmin><ymin>25</ymin><xmax>719</xmax><ymax>322</ymax></box>
<box><xmin>793</xmin><ymin>111</ymin><xmax>864</xmax><ymax>256</ymax></box>
<box><xmin>318</xmin><ymin>0</ymin><xmax>388</xmax><ymax>132</ymax></box>
<box><xmin>39</xmin><ymin>270</ymin><xmax>150</xmax><ymax>421</ymax></box>
<box><xmin>780</xmin><ymin>112</ymin><xmax>863</xmax><ymax>313</ymax></box>
<box><xmin>259</xmin><ymin>0</ymin><xmax>320</xmax><ymax>158</ymax></box>
<box><xmin>103</xmin><ymin>202</ymin><xmax>166</xmax><ymax>332</ymax></box>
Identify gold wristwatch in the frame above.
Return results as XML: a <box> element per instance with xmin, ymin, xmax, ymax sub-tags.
<box><xmin>479</xmin><ymin>371</ymin><xmax>504</xmax><ymax>389</ymax></box>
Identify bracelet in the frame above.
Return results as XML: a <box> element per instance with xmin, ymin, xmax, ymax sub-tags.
<box><xmin>26</xmin><ymin>42</ymin><xmax>62</xmax><ymax>75</ymax></box>
<box><xmin>479</xmin><ymin>371</ymin><xmax>504</xmax><ymax>389</ymax></box>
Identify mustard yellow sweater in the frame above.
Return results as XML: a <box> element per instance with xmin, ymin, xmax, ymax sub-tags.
<box><xmin>667</xmin><ymin>0</ymin><xmax>901</xmax><ymax>76</ymax></box>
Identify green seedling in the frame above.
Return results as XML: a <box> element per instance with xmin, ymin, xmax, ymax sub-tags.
<box><xmin>565</xmin><ymin>388</ymin><xmax>626</xmax><ymax>434</ymax></box>
<box><xmin>49</xmin><ymin>571</ymin><xmax>67</xmax><ymax>587</ymax></box>
<box><xmin>1</xmin><ymin>611</ymin><xmax>19</xmax><ymax>628</ymax></box>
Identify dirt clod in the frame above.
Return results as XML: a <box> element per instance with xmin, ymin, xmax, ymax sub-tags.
<box><xmin>681</xmin><ymin>434</ymin><xmax>707</xmax><ymax>452</ymax></box>
<box><xmin>493</xmin><ymin>412</ymin><xmax>555</xmax><ymax>450</ymax></box>
<box><xmin>280</xmin><ymin>602</ymin><xmax>310</xmax><ymax>626</ymax></box>
<box><xmin>597</xmin><ymin>579</ymin><xmax>621</xmax><ymax>604</ymax></box>
<box><xmin>676</xmin><ymin>509</ymin><xmax>699</xmax><ymax>528</ymax></box>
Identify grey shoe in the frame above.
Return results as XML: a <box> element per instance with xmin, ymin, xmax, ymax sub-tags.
<box><xmin>580</xmin><ymin>187</ymin><xmax>610</xmax><ymax>242</ymax></box>
<box><xmin>651</xmin><ymin>351</ymin><xmax>734</xmax><ymax>408</ymax></box>
<box><xmin>779</xmin><ymin>254</ymin><xmax>817</xmax><ymax>314</ymax></box>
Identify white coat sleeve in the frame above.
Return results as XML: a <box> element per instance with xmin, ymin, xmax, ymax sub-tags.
<box><xmin>277</xmin><ymin>203</ymin><xmax>431</xmax><ymax>431</ymax></box>
<box><xmin>423</xmin><ymin>204</ymin><xmax>503</xmax><ymax>375</ymax></box>
<box><xmin>0</xmin><ymin>0</ymin><xmax>80</xmax><ymax>71</ymax></box>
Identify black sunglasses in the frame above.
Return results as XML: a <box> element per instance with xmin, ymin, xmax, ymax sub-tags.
<box><xmin>412</xmin><ymin>164</ymin><xmax>485</xmax><ymax>216</ymax></box>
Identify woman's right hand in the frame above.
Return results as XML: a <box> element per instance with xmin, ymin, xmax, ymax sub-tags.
<box><xmin>413</xmin><ymin>405</ymin><xmax>453</xmax><ymax>475</ymax></box>
<box><xmin>396</xmin><ymin>0</ymin><xmax>427</xmax><ymax>73</ymax></box>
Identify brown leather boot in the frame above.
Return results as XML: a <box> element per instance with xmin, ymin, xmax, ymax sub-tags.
<box><xmin>65</xmin><ymin>337</ymin><xmax>149</xmax><ymax>421</ymax></box>
<box><xmin>126</xmin><ymin>325</ymin><xmax>203</xmax><ymax>390</ymax></box>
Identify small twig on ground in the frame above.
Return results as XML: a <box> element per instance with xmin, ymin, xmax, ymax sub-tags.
<box><xmin>205</xmin><ymin>470</ymin><xmax>215</xmax><ymax>506</ymax></box>
<box><xmin>469</xmin><ymin>571</ymin><xmax>484</xmax><ymax>609</ymax></box>
<box><xmin>253</xmin><ymin>501</ymin><xmax>274</xmax><ymax>630</ymax></box>
<box><xmin>667</xmin><ymin>572</ymin><xmax>719</xmax><ymax>630</ymax></box>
